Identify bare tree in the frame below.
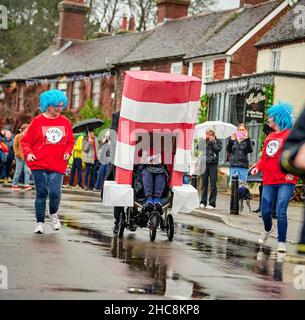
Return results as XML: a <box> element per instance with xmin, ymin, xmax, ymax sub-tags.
<box><xmin>87</xmin><ymin>0</ymin><xmax>124</xmax><ymax>33</ymax></box>
<box><xmin>86</xmin><ymin>0</ymin><xmax>217</xmax><ymax>35</ymax></box>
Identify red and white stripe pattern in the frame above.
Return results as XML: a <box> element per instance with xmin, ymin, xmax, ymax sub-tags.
<box><xmin>115</xmin><ymin>71</ymin><xmax>201</xmax><ymax>186</ymax></box>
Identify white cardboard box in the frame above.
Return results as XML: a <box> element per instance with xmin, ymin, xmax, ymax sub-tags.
<box><xmin>102</xmin><ymin>181</ymin><xmax>134</xmax><ymax>207</ymax></box>
<box><xmin>172</xmin><ymin>184</ymin><xmax>199</xmax><ymax>214</ymax></box>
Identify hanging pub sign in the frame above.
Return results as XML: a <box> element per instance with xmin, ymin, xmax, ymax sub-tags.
<box><xmin>245</xmin><ymin>90</ymin><xmax>266</xmax><ymax>123</ymax></box>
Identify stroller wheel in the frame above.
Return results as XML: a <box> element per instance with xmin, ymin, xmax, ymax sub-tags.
<box><xmin>166</xmin><ymin>214</ymin><xmax>174</xmax><ymax>241</ymax></box>
<box><xmin>149</xmin><ymin>214</ymin><xmax>158</xmax><ymax>242</ymax></box>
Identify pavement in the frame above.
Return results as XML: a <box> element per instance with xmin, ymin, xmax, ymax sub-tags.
<box><xmin>1</xmin><ymin>181</ymin><xmax>305</xmax><ymax>264</ymax></box>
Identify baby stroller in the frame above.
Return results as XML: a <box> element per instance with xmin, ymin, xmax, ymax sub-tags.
<box><xmin>103</xmin><ymin>71</ymin><xmax>202</xmax><ymax>241</ymax></box>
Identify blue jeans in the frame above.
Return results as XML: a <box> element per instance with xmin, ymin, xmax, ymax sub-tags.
<box><xmin>229</xmin><ymin>167</ymin><xmax>248</xmax><ymax>184</ymax></box>
<box><xmin>12</xmin><ymin>158</ymin><xmax>31</xmax><ymax>186</ymax></box>
<box><xmin>69</xmin><ymin>157</ymin><xmax>82</xmax><ymax>186</ymax></box>
<box><xmin>261</xmin><ymin>184</ymin><xmax>295</xmax><ymax>242</ymax></box>
<box><xmin>141</xmin><ymin>168</ymin><xmax>167</xmax><ymax>198</ymax></box>
<box><xmin>94</xmin><ymin>164</ymin><xmax>107</xmax><ymax>190</ymax></box>
<box><xmin>31</xmin><ymin>170</ymin><xmax>63</xmax><ymax>223</ymax></box>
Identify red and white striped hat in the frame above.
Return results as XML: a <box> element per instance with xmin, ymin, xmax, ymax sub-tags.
<box><xmin>115</xmin><ymin>71</ymin><xmax>201</xmax><ymax>187</ymax></box>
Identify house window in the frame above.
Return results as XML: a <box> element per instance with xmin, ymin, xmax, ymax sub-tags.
<box><xmin>58</xmin><ymin>82</ymin><xmax>67</xmax><ymax>97</ymax></box>
<box><xmin>203</xmin><ymin>60</ymin><xmax>214</xmax><ymax>83</ymax></box>
<box><xmin>92</xmin><ymin>79</ymin><xmax>101</xmax><ymax>107</ymax></box>
<box><xmin>271</xmin><ymin>50</ymin><xmax>281</xmax><ymax>71</ymax></box>
<box><xmin>130</xmin><ymin>66</ymin><xmax>141</xmax><ymax>71</ymax></box>
<box><xmin>50</xmin><ymin>82</ymin><xmax>57</xmax><ymax>90</ymax></box>
<box><xmin>18</xmin><ymin>85</ymin><xmax>24</xmax><ymax>111</ymax></box>
<box><xmin>171</xmin><ymin>62</ymin><xmax>183</xmax><ymax>75</ymax></box>
<box><xmin>72</xmin><ymin>81</ymin><xmax>81</xmax><ymax>109</ymax></box>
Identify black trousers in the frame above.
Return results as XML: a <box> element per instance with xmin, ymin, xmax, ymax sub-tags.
<box><xmin>201</xmin><ymin>164</ymin><xmax>218</xmax><ymax>207</ymax></box>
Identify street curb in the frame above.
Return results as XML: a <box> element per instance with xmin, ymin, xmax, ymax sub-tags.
<box><xmin>190</xmin><ymin>208</ymin><xmax>305</xmax><ymax>264</ymax></box>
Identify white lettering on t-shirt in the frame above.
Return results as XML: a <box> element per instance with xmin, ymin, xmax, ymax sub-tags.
<box><xmin>266</xmin><ymin>140</ymin><xmax>280</xmax><ymax>157</ymax></box>
<box><xmin>45</xmin><ymin>127</ymin><xmax>63</xmax><ymax>144</ymax></box>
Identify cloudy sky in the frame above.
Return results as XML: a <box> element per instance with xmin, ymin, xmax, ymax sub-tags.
<box><xmin>211</xmin><ymin>0</ymin><xmax>240</xmax><ymax>10</ymax></box>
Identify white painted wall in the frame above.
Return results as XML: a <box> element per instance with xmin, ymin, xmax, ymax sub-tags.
<box><xmin>257</xmin><ymin>42</ymin><xmax>305</xmax><ymax>73</ymax></box>
<box><xmin>274</xmin><ymin>76</ymin><xmax>305</xmax><ymax>116</ymax></box>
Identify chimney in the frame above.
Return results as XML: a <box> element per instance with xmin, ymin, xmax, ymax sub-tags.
<box><xmin>122</xmin><ymin>16</ymin><xmax>128</xmax><ymax>31</ymax></box>
<box><xmin>157</xmin><ymin>0</ymin><xmax>190</xmax><ymax>24</ymax></box>
<box><xmin>240</xmin><ymin>0</ymin><xmax>269</xmax><ymax>7</ymax></box>
<box><xmin>57</xmin><ymin>0</ymin><xmax>89</xmax><ymax>48</ymax></box>
<box><xmin>128</xmin><ymin>16</ymin><xmax>135</xmax><ymax>32</ymax></box>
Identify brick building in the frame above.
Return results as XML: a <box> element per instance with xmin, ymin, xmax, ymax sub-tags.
<box><xmin>0</xmin><ymin>0</ymin><xmax>295</xmax><ymax>132</ymax></box>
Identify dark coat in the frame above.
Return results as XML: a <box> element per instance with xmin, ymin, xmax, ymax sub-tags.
<box><xmin>226</xmin><ymin>138</ymin><xmax>253</xmax><ymax>168</ymax></box>
<box><xmin>205</xmin><ymin>139</ymin><xmax>222</xmax><ymax>165</ymax></box>
<box><xmin>281</xmin><ymin>106</ymin><xmax>305</xmax><ymax>178</ymax></box>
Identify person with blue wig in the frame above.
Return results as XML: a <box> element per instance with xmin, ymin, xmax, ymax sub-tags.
<box><xmin>21</xmin><ymin>89</ymin><xmax>74</xmax><ymax>234</ymax></box>
<box><xmin>251</xmin><ymin>101</ymin><xmax>298</xmax><ymax>253</ymax></box>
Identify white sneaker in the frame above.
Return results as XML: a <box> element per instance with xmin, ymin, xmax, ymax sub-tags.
<box><xmin>34</xmin><ymin>222</ymin><xmax>45</xmax><ymax>234</ymax></box>
<box><xmin>206</xmin><ymin>205</ymin><xmax>216</xmax><ymax>210</ymax></box>
<box><xmin>258</xmin><ymin>228</ymin><xmax>273</xmax><ymax>245</ymax></box>
<box><xmin>277</xmin><ymin>242</ymin><xmax>286</xmax><ymax>253</ymax></box>
<box><xmin>200</xmin><ymin>203</ymin><xmax>206</xmax><ymax>209</ymax></box>
<box><xmin>50</xmin><ymin>214</ymin><xmax>61</xmax><ymax>231</ymax></box>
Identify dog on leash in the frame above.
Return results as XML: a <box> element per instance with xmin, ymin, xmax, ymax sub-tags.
<box><xmin>238</xmin><ymin>183</ymin><xmax>252</xmax><ymax>213</ymax></box>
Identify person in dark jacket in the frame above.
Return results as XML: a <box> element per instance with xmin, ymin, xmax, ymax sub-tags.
<box><xmin>280</xmin><ymin>105</ymin><xmax>305</xmax><ymax>254</ymax></box>
<box><xmin>227</xmin><ymin>123</ymin><xmax>253</xmax><ymax>184</ymax></box>
<box><xmin>200</xmin><ymin>129</ymin><xmax>222</xmax><ymax>209</ymax></box>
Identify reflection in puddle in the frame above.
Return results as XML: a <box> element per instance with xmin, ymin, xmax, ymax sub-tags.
<box><xmin>62</xmin><ymin>215</ymin><xmax>210</xmax><ymax>299</ymax></box>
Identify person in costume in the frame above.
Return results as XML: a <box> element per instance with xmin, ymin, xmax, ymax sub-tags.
<box><xmin>251</xmin><ymin>101</ymin><xmax>297</xmax><ymax>253</ymax></box>
<box><xmin>21</xmin><ymin>89</ymin><xmax>74</xmax><ymax>234</ymax></box>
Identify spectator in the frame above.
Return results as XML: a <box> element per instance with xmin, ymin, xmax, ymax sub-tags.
<box><xmin>12</xmin><ymin>124</ymin><xmax>32</xmax><ymax>190</ymax></box>
<box><xmin>82</xmin><ymin>130</ymin><xmax>99</xmax><ymax>191</ymax></box>
<box><xmin>1</xmin><ymin>130</ymin><xmax>14</xmax><ymax>181</ymax></box>
<box><xmin>227</xmin><ymin>123</ymin><xmax>253</xmax><ymax>184</ymax></box>
<box><xmin>66</xmin><ymin>133</ymin><xmax>84</xmax><ymax>189</ymax></box>
<box><xmin>199</xmin><ymin>129</ymin><xmax>222</xmax><ymax>210</ymax></box>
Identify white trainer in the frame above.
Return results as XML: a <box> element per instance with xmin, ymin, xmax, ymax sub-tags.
<box><xmin>206</xmin><ymin>205</ymin><xmax>216</xmax><ymax>210</ymax></box>
<box><xmin>50</xmin><ymin>214</ymin><xmax>61</xmax><ymax>231</ymax></box>
<box><xmin>258</xmin><ymin>228</ymin><xmax>273</xmax><ymax>245</ymax></box>
<box><xmin>199</xmin><ymin>203</ymin><xmax>206</xmax><ymax>209</ymax></box>
<box><xmin>34</xmin><ymin>222</ymin><xmax>45</xmax><ymax>234</ymax></box>
<box><xmin>277</xmin><ymin>242</ymin><xmax>286</xmax><ymax>253</ymax></box>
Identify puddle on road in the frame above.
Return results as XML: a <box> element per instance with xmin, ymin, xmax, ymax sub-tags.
<box><xmin>61</xmin><ymin>216</ymin><xmax>211</xmax><ymax>299</ymax></box>
<box><xmin>58</xmin><ymin>215</ymin><xmax>293</xmax><ymax>299</ymax></box>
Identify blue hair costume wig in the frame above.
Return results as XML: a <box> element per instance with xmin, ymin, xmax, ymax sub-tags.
<box><xmin>267</xmin><ymin>101</ymin><xmax>294</xmax><ymax>131</ymax></box>
<box><xmin>39</xmin><ymin>89</ymin><xmax>68</xmax><ymax>113</ymax></box>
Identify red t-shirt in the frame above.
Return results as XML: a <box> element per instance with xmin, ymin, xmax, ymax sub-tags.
<box><xmin>21</xmin><ymin>114</ymin><xmax>75</xmax><ymax>174</ymax></box>
<box><xmin>256</xmin><ymin>129</ymin><xmax>298</xmax><ymax>186</ymax></box>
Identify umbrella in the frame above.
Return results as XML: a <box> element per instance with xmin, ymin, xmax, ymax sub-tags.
<box><xmin>72</xmin><ymin>118</ymin><xmax>104</xmax><ymax>133</ymax></box>
<box><xmin>195</xmin><ymin>121</ymin><xmax>237</xmax><ymax>139</ymax></box>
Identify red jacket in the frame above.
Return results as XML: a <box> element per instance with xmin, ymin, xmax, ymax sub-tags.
<box><xmin>21</xmin><ymin>114</ymin><xmax>75</xmax><ymax>174</ymax></box>
<box><xmin>256</xmin><ymin>129</ymin><xmax>298</xmax><ymax>186</ymax></box>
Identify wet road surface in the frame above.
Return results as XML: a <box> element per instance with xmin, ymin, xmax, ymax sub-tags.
<box><xmin>1</xmin><ymin>188</ymin><xmax>305</xmax><ymax>300</ymax></box>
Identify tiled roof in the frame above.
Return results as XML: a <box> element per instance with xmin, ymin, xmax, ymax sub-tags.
<box><xmin>256</xmin><ymin>0</ymin><xmax>305</xmax><ymax>47</ymax></box>
<box><xmin>0</xmin><ymin>0</ymin><xmax>283</xmax><ymax>82</ymax></box>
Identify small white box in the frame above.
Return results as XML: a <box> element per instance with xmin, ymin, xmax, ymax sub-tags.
<box><xmin>172</xmin><ymin>184</ymin><xmax>199</xmax><ymax>214</ymax></box>
<box><xmin>102</xmin><ymin>181</ymin><xmax>134</xmax><ymax>207</ymax></box>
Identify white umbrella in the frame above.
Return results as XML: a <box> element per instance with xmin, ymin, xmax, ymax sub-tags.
<box><xmin>195</xmin><ymin>121</ymin><xmax>237</xmax><ymax>139</ymax></box>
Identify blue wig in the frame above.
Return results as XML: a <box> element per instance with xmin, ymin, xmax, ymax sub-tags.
<box><xmin>40</xmin><ymin>89</ymin><xmax>68</xmax><ymax>113</ymax></box>
<box><xmin>267</xmin><ymin>101</ymin><xmax>294</xmax><ymax>131</ymax></box>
